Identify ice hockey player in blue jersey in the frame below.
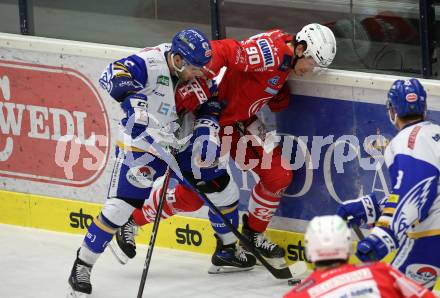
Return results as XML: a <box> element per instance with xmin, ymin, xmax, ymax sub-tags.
<box><xmin>68</xmin><ymin>28</ymin><xmax>255</xmax><ymax>297</ymax></box>
<box><xmin>337</xmin><ymin>78</ymin><xmax>440</xmax><ymax>289</ymax></box>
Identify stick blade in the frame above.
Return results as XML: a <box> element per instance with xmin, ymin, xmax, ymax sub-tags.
<box><xmin>269</xmin><ymin>265</ymin><xmax>293</xmax><ymax>279</ymax></box>
<box><xmin>288</xmin><ymin>261</ymin><xmax>309</xmax><ymax>278</ymax></box>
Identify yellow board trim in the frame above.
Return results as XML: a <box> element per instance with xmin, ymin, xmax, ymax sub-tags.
<box><xmin>1</xmin><ymin>189</ymin><xmax>439</xmax><ymax>291</ymax></box>
<box><xmin>0</xmin><ymin>190</ymin><xmax>305</xmax><ymax>263</ymax></box>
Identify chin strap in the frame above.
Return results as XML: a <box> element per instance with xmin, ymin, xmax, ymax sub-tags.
<box><xmin>291</xmin><ymin>55</ymin><xmax>303</xmax><ymax>69</ymax></box>
<box><xmin>291</xmin><ymin>40</ymin><xmax>306</xmax><ymax>69</ymax></box>
<box><xmin>388</xmin><ymin>109</ymin><xmax>397</xmax><ymax>127</ymax></box>
<box><xmin>171</xmin><ymin>53</ymin><xmax>185</xmax><ymax>80</ymax></box>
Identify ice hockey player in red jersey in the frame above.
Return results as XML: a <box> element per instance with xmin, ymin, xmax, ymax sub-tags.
<box><xmin>200</xmin><ymin>24</ymin><xmax>337</xmax><ymax>262</ymax></box>
<box><xmin>283</xmin><ymin>215</ymin><xmax>435</xmax><ymax>298</ymax></box>
<box><xmin>113</xmin><ymin>23</ymin><xmax>337</xmax><ymax>267</ymax></box>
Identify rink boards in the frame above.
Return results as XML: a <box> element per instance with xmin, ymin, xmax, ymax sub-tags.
<box><xmin>1</xmin><ymin>33</ymin><xmax>440</xmax><ymax>277</ymax></box>
<box><xmin>0</xmin><ymin>189</ymin><xmax>311</xmax><ymax>265</ymax></box>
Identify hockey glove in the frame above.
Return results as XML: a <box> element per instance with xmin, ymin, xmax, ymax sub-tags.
<box><xmin>356</xmin><ymin>226</ymin><xmax>398</xmax><ymax>262</ymax></box>
<box><xmin>337</xmin><ymin>193</ymin><xmax>381</xmax><ymax>227</ymax></box>
<box><xmin>120</xmin><ymin>93</ymin><xmax>149</xmax><ymax>138</ymax></box>
<box><xmin>175</xmin><ymin>78</ymin><xmax>211</xmax><ymax>113</ymax></box>
<box><xmin>190</xmin><ymin>100</ymin><xmax>223</xmax><ymax>178</ymax></box>
<box><xmin>196</xmin><ymin>98</ymin><xmax>225</xmax><ymax>119</ymax></box>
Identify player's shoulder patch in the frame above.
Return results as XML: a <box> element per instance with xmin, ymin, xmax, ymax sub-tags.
<box><xmin>156</xmin><ymin>75</ymin><xmax>170</xmax><ymax>86</ymax></box>
<box><xmin>388</xmin><ymin>194</ymin><xmax>399</xmax><ymax>203</ymax></box>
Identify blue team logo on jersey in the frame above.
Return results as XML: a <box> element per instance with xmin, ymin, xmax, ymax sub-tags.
<box><xmin>99</xmin><ymin>66</ymin><xmax>112</xmax><ymax>91</ymax></box>
<box><xmin>268</xmin><ymin>76</ymin><xmax>280</xmax><ymax>86</ymax></box>
<box><xmin>393</xmin><ymin>175</ymin><xmax>436</xmax><ymax>239</ymax></box>
<box><xmin>158</xmin><ymin>102</ymin><xmax>171</xmax><ymax>115</ymax></box>
<box><xmin>257</xmin><ymin>39</ymin><xmax>274</xmax><ymax>67</ymax></box>
<box><xmin>432</xmin><ymin>134</ymin><xmax>440</xmax><ymax>142</ymax></box>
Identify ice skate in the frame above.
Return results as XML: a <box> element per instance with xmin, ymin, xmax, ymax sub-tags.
<box><xmin>109</xmin><ymin>215</ymin><xmax>138</xmax><ymax>264</ymax></box>
<box><xmin>209</xmin><ymin>234</ymin><xmax>256</xmax><ymax>274</ymax></box>
<box><xmin>68</xmin><ymin>249</ymin><xmax>93</xmax><ymax>297</ymax></box>
<box><xmin>241</xmin><ymin>213</ymin><xmax>286</xmax><ymax>268</ymax></box>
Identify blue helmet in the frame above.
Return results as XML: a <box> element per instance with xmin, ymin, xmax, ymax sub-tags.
<box><xmin>387</xmin><ymin>78</ymin><xmax>427</xmax><ymax>117</ymax></box>
<box><xmin>171</xmin><ymin>28</ymin><xmax>212</xmax><ymax>68</ymax></box>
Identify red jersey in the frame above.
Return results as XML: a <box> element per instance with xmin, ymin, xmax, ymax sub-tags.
<box><xmin>203</xmin><ymin>30</ymin><xmax>294</xmax><ymax>126</ymax></box>
<box><xmin>284</xmin><ymin>263</ymin><xmax>434</xmax><ymax>298</ymax></box>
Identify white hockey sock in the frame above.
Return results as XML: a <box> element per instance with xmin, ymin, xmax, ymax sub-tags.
<box><xmin>79</xmin><ymin>243</ymin><xmax>101</xmax><ymax>266</ymax></box>
<box><xmin>217</xmin><ymin>232</ymin><xmax>237</xmax><ymax>246</ymax></box>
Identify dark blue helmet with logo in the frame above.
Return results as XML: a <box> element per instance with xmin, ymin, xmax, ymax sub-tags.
<box><xmin>387</xmin><ymin>78</ymin><xmax>427</xmax><ymax>117</ymax></box>
<box><xmin>171</xmin><ymin>28</ymin><xmax>212</xmax><ymax>67</ymax></box>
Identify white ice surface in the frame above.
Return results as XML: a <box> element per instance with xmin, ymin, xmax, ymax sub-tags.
<box><xmin>0</xmin><ymin>224</ymin><xmax>293</xmax><ymax>298</ymax></box>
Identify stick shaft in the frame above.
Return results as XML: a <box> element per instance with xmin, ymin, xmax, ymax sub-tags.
<box><xmin>188</xmin><ymin>181</ymin><xmax>292</xmax><ymax>279</ymax></box>
<box><xmin>137</xmin><ymin>167</ymin><xmax>172</xmax><ymax>298</ymax></box>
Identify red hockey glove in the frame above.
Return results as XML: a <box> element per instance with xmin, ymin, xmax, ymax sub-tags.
<box><xmin>175</xmin><ymin>78</ymin><xmax>211</xmax><ymax>113</ymax></box>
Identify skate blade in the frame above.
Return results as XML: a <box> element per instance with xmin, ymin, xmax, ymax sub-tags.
<box><xmin>208</xmin><ymin>265</ymin><xmax>255</xmax><ymax>274</ymax></box>
<box><xmin>108</xmin><ymin>240</ymin><xmax>129</xmax><ymax>265</ymax></box>
<box><xmin>255</xmin><ymin>257</ymin><xmax>287</xmax><ymax>269</ymax></box>
<box><xmin>67</xmin><ymin>285</ymin><xmax>89</xmax><ymax>298</ymax></box>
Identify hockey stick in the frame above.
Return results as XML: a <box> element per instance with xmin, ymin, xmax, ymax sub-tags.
<box><xmin>137</xmin><ymin>132</ymin><xmax>292</xmax><ymax>279</ymax></box>
<box><xmin>347</xmin><ymin>216</ymin><xmax>377</xmax><ymax>261</ymax></box>
<box><xmin>347</xmin><ymin>216</ymin><xmax>366</xmax><ymax>241</ymax></box>
<box><xmin>137</xmin><ymin>166</ymin><xmax>172</xmax><ymax>298</ymax></box>
<box><xmin>352</xmin><ymin>224</ymin><xmax>366</xmax><ymax>242</ymax></box>
<box><xmin>185</xmin><ymin>179</ymin><xmax>293</xmax><ymax>279</ymax></box>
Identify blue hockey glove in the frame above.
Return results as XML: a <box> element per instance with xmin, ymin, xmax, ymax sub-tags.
<box><xmin>356</xmin><ymin>226</ymin><xmax>398</xmax><ymax>262</ymax></box>
<box><xmin>190</xmin><ymin>115</ymin><xmax>222</xmax><ymax>179</ymax></box>
<box><xmin>337</xmin><ymin>193</ymin><xmax>381</xmax><ymax>226</ymax></box>
<box><xmin>120</xmin><ymin>93</ymin><xmax>149</xmax><ymax>138</ymax></box>
<box><xmin>196</xmin><ymin>98</ymin><xmax>225</xmax><ymax>119</ymax></box>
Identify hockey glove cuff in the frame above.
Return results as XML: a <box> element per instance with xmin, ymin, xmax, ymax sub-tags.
<box><xmin>196</xmin><ymin>99</ymin><xmax>225</xmax><ymax>119</ymax></box>
<box><xmin>356</xmin><ymin>226</ymin><xmax>398</xmax><ymax>262</ymax></box>
<box><xmin>120</xmin><ymin>94</ymin><xmax>150</xmax><ymax>139</ymax></box>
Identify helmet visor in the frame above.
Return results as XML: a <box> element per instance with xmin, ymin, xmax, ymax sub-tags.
<box><xmin>172</xmin><ymin>54</ymin><xmax>205</xmax><ymax>78</ymax></box>
<box><xmin>181</xmin><ymin>59</ymin><xmax>204</xmax><ymax>76</ymax></box>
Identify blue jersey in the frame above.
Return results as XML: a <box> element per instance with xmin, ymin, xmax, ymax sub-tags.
<box><xmin>99</xmin><ymin>43</ymin><xmax>180</xmax><ymax>152</ymax></box>
<box><xmin>378</xmin><ymin>121</ymin><xmax>440</xmax><ymax>242</ymax></box>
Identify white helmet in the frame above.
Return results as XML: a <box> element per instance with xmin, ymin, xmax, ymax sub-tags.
<box><xmin>305</xmin><ymin>215</ymin><xmax>352</xmax><ymax>263</ymax></box>
<box><xmin>296</xmin><ymin>23</ymin><xmax>337</xmax><ymax>67</ymax></box>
